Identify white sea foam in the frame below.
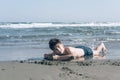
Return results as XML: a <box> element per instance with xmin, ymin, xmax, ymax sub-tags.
<box><xmin>0</xmin><ymin>22</ymin><xmax>120</xmax><ymax>28</ymax></box>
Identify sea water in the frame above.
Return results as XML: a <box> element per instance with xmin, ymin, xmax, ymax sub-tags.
<box><xmin>0</xmin><ymin>22</ymin><xmax>120</xmax><ymax>61</ymax></box>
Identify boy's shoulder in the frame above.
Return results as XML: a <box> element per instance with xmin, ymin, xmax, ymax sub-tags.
<box><xmin>66</xmin><ymin>46</ymin><xmax>75</xmax><ymax>49</ymax></box>
<box><xmin>65</xmin><ymin>47</ymin><xmax>75</xmax><ymax>52</ymax></box>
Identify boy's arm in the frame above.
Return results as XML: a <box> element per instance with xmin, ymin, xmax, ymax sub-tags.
<box><xmin>53</xmin><ymin>55</ymin><xmax>74</xmax><ymax>61</ymax></box>
<box><xmin>44</xmin><ymin>53</ymin><xmax>74</xmax><ymax>61</ymax></box>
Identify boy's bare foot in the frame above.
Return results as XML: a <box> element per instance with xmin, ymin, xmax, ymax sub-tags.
<box><xmin>101</xmin><ymin>43</ymin><xmax>107</xmax><ymax>56</ymax></box>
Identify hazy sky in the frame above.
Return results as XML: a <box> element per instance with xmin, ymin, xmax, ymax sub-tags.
<box><xmin>0</xmin><ymin>0</ymin><xmax>120</xmax><ymax>22</ymax></box>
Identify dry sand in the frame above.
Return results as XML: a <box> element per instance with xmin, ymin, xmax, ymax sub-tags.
<box><xmin>0</xmin><ymin>60</ymin><xmax>120</xmax><ymax>80</ymax></box>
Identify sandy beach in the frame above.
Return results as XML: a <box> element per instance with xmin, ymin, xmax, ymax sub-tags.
<box><xmin>1</xmin><ymin>0</ymin><xmax>120</xmax><ymax>80</ymax></box>
<box><xmin>0</xmin><ymin>60</ymin><xmax>120</xmax><ymax>80</ymax></box>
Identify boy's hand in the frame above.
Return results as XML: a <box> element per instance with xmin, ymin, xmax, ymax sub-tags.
<box><xmin>53</xmin><ymin>55</ymin><xmax>59</xmax><ymax>60</ymax></box>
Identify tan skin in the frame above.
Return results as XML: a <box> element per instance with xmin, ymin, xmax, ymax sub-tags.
<box><xmin>44</xmin><ymin>43</ymin><xmax>107</xmax><ymax>61</ymax></box>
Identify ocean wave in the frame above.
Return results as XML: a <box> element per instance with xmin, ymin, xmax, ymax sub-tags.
<box><xmin>107</xmin><ymin>31</ymin><xmax>120</xmax><ymax>35</ymax></box>
<box><xmin>0</xmin><ymin>22</ymin><xmax>120</xmax><ymax>28</ymax></box>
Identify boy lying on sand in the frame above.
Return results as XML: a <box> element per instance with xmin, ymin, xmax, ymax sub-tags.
<box><xmin>44</xmin><ymin>38</ymin><xmax>107</xmax><ymax>61</ymax></box>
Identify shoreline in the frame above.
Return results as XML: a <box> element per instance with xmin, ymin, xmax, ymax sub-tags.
<box><xmin>0</xmin><ymin>59</ymin><xmax>120</xmax><ymax>80</ymax></box>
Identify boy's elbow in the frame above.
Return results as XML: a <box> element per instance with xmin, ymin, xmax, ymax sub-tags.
<box><xmin>44</xmin><ymin>54</ymin><xmax>49</xmax><ymax>60</ymax></box>
<box><xmin>44</xmin><ymin>54</ymin><xmax>53</xmax><ymax>60</ymax></box>
<box><xmin>44</xmin><ymin>54</ymin><xmax>47</xmax><ymax>59</ymax></box>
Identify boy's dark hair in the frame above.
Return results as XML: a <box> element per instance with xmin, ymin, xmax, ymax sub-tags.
<box><xmin>49</xmin><ymin>38</ymin><xmax>61</xmax><ymax>50</ymax></box>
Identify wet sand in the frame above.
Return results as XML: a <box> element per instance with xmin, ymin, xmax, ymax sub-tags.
<box><xmin>0</xmin><ymin>60</ymin><xmax>120</xmax><ymax>80</ymax></box>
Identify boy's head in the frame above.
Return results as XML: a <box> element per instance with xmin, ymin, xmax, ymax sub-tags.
<box><xmin>49</xmin><ymin>38</ymin><xmax>64</xmax><ymax>54</ymax></box>
<box><xmin>49</xmin><ymin>38</ymin><xmax>61</xmax><ymax>50</ymax></box>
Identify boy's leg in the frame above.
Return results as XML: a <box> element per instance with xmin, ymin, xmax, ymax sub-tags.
<box><xmin>93</xmin><ymin>43</ymin><xmax>107</xmax><ymax>56</ymax></box>
<box><xmin>95</xmin><ymin>43</ymin><xmax>106</xmax><ymax>53</ymax></box>
<box><xmin>93</xmin><ymin>55</ymin><xmax>106</xmax><ymax>60</ymax></box>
